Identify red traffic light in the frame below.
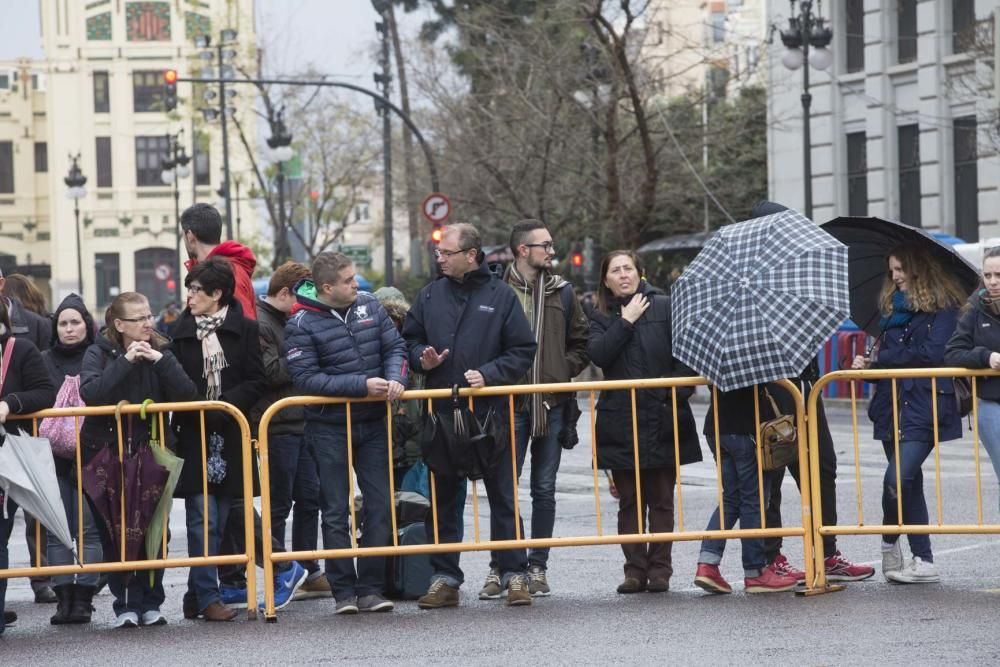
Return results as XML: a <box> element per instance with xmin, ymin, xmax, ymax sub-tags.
<box><xmin>571</xmin><ymin>252</ymin><xmax>583</xmax><ymax>268</ymax></box>
<box><xmin>164</xmin><ymin>69</ymin><xmax>178</xmax><ymax>84</ymax></box>
<box><xmin>431</xmin><ymin>227</ymin><xmax>443</xmax><ymax>244</ymax></box>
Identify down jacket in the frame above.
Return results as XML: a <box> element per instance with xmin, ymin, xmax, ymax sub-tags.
<box><xmin>285</xmin><ymin>280</ymin><xmax>406</xmax><ymax>425</ymax></box>
<box><xmin>868</xmin><ymin>308</ymin><xmax>961</xmax><ymax>443</ymax></box>
<box><xmin>587</xmin><ymin>281</ymin><xmax>701</xmax><ymax>470</ymax></box>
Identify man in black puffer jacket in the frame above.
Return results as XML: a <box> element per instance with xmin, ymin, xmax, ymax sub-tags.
<box><xmin>402</xmin><ymin>223</ymin><xmax>537</xmax><ymax>609</ymax></box>
<box><xmin>286</xmin><ymin>251</ymin><xmax>406</xmax><ymax>615</ymax></box>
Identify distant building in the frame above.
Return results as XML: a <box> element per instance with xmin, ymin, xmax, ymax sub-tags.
<box><xmin>0</xmin><ymin>0</ymin><xmax>258</xmax><ymax>312</ymax></box>
<box><xmin>765</xmin><ymin>0</ymin><xmax>1000</xmax><ymax>241</ymax></box>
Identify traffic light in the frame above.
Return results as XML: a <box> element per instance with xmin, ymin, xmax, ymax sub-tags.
<box><xmin>571</xmin><ymin>251</ymin><xmax>583</xmax><ymax>269</ymax></box>
<box><xmin>163</xmin><ymin>69</ymin><xmax>178</xmax><ymax>111</ymax></box>
<box><xmin>431</xmin><ymin>222</ymin><xmax>443</xmax><ymax>244</ymax></box>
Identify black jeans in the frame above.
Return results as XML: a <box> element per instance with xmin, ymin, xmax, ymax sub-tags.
<box><xmin>218</xmin><ymin>500</ymin><xmax>291</xmax><ymax>586</ymax></box>
<box><xmin>268</xmin><ymin>433</ymin><xmax>320</xmax><ymax>576</ymax></box>
<box><xmin>763</xmin><ymin>387</ymin><xmax>838</xmax><ymax>561</ymax></box>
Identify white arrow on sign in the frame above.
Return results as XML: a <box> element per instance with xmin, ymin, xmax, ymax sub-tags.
<box><xmin>422</xmin><ymin>193</ymin><xmax>451</xmax><ymax>223</ymax></box>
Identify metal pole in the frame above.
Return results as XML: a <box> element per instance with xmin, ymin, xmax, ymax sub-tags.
<box><xmin>276</xmin><ymin>161</ymin><xmax>286</xmax><ymax>265</ymax></box>
<box><xmin>235</xmin><ymin>179</ymin><xmax>242</xmax><ymax>241</ymax></box>
<box><xmin>380</xmin><ymin>17</ymin><xmax>394</xmax><ymax>286</ymax></box>
<box><xmin>219</xmin><ymin>42</ymin><xmax>233</xmax><ymax>239</ymax></box>
<box><xmin>801</xmin><ymin>3</ymin><xmax>814</xmax><ymax>221</ymax></box>
<box><xmin>75</xmin><ymin>198</ymin><xmax>83</xmax><ymax>297</ymax></box>
<box><xmin>172</xmin><ymin>136</ymin><xmax>183</xmax><ymax>303</ymax></box>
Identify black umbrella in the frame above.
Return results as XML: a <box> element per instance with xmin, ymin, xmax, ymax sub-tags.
<box><xmin>820</xmin><ymin>216</ymin><xmax>980</xmax><ymax>336</ymax></box>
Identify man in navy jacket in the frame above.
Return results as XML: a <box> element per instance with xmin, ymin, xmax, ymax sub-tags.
<box><xmin>286</xmin><ymin>251</ymin><xmax>406</xmax><ymax>615</ymax></box>
<box><xmin>402</xmin><ymin>223</ymin><xmax>537</xmax><ymax>608</ymax></box>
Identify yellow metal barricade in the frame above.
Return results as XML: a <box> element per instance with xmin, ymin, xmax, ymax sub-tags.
<box><xmin>0</xmin><ymin>400</ymin><xmax>258</xmax><ymax>620</ymax></box>
<box><xmin>807</xmin><ymin>368</ymin><xmax>1000</xmax><ymax>592</ymax></box>
<box><xmin>258</xmin><ymin>377</ymin><xmax>817</xmax><ymax>620</ymax></box>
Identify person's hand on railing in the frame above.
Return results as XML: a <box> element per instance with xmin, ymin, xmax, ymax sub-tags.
<box><xmin>386</xmin><ymin>380</ymin><xmax>405</xmax><ymax>401</ymax></box>
<box><xmin>851</xmin><ymin>354</ymin><xmax>871</xmax><ymax>370</ymax></box>
<box><xmin>0</xmin><ymin>400</ymin><xmax>8</xmax><ymax>423</ymax></box>
<box><xmin>419</xmin><ymin>346</ymin><xmax>450</xmax><ymax>371</ymax></box>
<box><xmin>990</xmin><ymin>352</ymin><xmax>1000</xmax><ymax>371</ymax></box>
<box><xmin>464</xmin><ymin>369</ymin><xmax>485</xmax><ymax>388</ymax></box>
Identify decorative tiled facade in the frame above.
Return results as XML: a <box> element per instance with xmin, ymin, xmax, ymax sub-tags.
<box><xmin>126</xmin><ymin>2</ymin><xmax>171</xmax><ymax>42</ymax></box>
<box><xmin>86</xmin><ymin>12</ymin><xmax>112</xmax><ymax>41</ymax></box>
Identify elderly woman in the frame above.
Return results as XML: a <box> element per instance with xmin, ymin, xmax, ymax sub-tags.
<box><xmin>0</xmin><ymin>297</ymin><xmax>56</xmax><ymax>635</ymax></box>
<box><xmin>169</xmin><ymin>257</ymin><xmax>265</xmax><ymax>622</ymax></box>
<box><xmin>853</xmin><ymin>242</ymin><xmax>966</xmax><ymax>584</ymax></box>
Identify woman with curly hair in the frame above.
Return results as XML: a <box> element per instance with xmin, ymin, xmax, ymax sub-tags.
<box><xmin>852</xmin><ymin>241</ymin><xmax>968</xmax><ymax>584</ymax></box>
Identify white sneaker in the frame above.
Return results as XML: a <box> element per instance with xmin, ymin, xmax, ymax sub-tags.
<box><xmin>886</xmin><ymin>556</ymin><xmax>940</xmax><ymax>584</ymax></box>
<box><xmin>113</xmin><ymin>611</ymin><xmax>139</xmax><ymax>628</ymax></box>
<box><xmin>141</xmin><ymin>610</ymin><xmax>167</xmax><ymax>626</ymax></box>
<box><xmin>881</xmin><ymin>541</ymin><xmax>903</xmax><ymax>581</ymax></box>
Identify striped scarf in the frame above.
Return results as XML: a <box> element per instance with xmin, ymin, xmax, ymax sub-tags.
<box><xmin>196</xmin><ymin>306</ymin><xmax>229</xmax><ymax>401</ymax></box>
<box><xmin>507</xmin><ymin>265</ymin><xmax>563</xmax><ymax>437</ymax></box>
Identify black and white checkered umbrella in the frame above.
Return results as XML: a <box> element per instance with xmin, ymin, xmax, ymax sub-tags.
<box><xmin>670</xmin><ymin>209</ymin><xmax>850</xmax><ymax>392</ymax></box>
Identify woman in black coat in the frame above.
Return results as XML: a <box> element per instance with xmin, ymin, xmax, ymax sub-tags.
<box><xmin>40</xmin><ymin>293</ymin><xmax>102</xmax><ymax>625</ymax></box>
<box><xmin>587</xmin><ymin>250</ymin><xmax>700</xmax><ymax>595</ymax></box>
<box><xmin>167</xmin><ymin>257</ymin><xmax>265</xmax><ymax>622</ymax></box>
<box><xmin>0</xmin><ymin>296</ymin><xmax>56</xmax><ymax>636</ymax></box>
<box><xmin>79</xmin><ymin>291</ymin><xmax>196</xmax><ymax>628</ymax></box>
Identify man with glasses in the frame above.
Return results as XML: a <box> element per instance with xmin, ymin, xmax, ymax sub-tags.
<box><xmin>475</xmin><ymin>220</ymin><xmax>589</xmax><ymax>599</ymax></box>
<box><xmin>403</xmin><ymin>223</ymin><xmax>537</xmax><ymax>608</ymax></box>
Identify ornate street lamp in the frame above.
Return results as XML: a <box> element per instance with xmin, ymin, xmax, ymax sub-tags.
<box><xmin>162</xmin><ymin>132</ymin><xmax>191</xmax><ymax>301</ymax></box>
<box><xmin>64</xmin><ymin>154</ymin><xmax>88</xmax><ymax>296</ymax></box>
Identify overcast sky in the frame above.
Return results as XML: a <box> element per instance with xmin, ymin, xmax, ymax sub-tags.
<box><xmin>0</xmin><ymin>0</ymin><xmax>431</xmax><ymax>78</ymax></box>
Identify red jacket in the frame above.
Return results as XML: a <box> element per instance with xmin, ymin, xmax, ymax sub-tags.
<box><xmin>185</xmin><ymin>241</ymin><xmax>258</xmax><ymax>320</ymax></box>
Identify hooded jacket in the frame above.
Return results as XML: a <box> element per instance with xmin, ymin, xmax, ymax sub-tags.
<box><xmin>41</xmin><ymin>293</ymin><xmax>95</xmax><ymax>387</ymax></box>
<box><xmin>402</xmin><ymin>262</ymin><xmax>537</xmax><ymax>415</ymax></box>
<box><xmin>250</xmin><ymin>297</ymin><xmax>304</xmax><ymax>436</ymax></box>
<box><xmin>587</xmin><ymin>280</ymin><xmax>701</xmax><ymax>470</ymax></box>
<box><xmin>285</xmin><ymin>279</ymin><xmax>406</xmax><ymax>425</ymax></box>
<box><xmin>6</xmin><ymin>296</ymin><xmax>49</xmax><ymax>351</ymax></box>
<box><xmin>945</xmin><ymin>291</ymin><xmax>1000</xmax><ymax>401</ymax></box>
<box><xmin>185</xmin><ymin>240</ymin><xmax>258</xmax><ymax>320</ymax></box>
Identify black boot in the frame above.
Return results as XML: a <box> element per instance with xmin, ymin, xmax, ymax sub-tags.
<box><xmin>50</xmin><ymin>585</ymin><xmax>74</xmax><ymax>625</ymax></box>
<box><xmin>67</xmin><ymin>584</ymin><xmax>96</xmax><ymax>624</ymax></box>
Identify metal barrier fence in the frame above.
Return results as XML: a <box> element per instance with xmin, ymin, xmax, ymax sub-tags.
<box><xmin>0</xmin><ymin>400</ymin><xmax>259</xmax><ymax>620</ymax></box>
<box><xmin>807</xmin><ymin>368</ymin><xmax>1000</xmax><ymax>591</ymax></box>
<box><xmin>258</xmin><ymin>377</ymin><xmax>819</xmax><ymax>620</ymax></box>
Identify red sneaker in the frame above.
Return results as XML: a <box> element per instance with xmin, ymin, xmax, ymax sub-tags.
<box><xmin>694</xmin><ymin>563</ymin><xmax>732</xmax><ymax>595</ymax></box>
<box><xmin>824</xmin><ymin>551</ymin><xmax>875</xmax><ymax>582</ymax></box>
<box><xmin>744</xmin><ymin>562</ymin><xmax>798</xmax><ymax>593</ymax></box>
<box><xmin>771</xmin><ymin>553</ymin><xmax>806</xmax><ymax>582</ymax></box>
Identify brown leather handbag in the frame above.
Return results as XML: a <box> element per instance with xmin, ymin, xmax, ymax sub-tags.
<box><xmin>759</xmin><ymin>389</ymin><xmax>798</xmax><ymax>471</ymax></box>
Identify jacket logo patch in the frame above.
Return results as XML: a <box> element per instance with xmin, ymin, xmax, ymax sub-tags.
<box><xmin>982</xmin><ymin>322</ymin><xmax>991</xmax><ymax>328</ymax></box>
<box><xmin>287</xmin><ymin>347</ymin><xmax>303</xmax><ymax>361</ymax></box>
<box><xmin>355</xmin><ymin>304</ymin><xmax>369</xmax><ymax>320</ymax></box>
<box><xmin>478</xmin><ymin>305</ymin><xmax>495</xmax><ymax>313</ymax></box>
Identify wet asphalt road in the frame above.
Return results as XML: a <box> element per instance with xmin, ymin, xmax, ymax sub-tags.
<box><xmin>3</xmin><ymin>397</ymin><xmax>1000</xmax><ymax>665</ymax></box>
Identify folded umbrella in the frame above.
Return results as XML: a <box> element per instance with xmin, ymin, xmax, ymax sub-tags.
<box><xmin>142</xmin><ymin>403</ymin><xmax>183</xmax><ymax>562</ymax></box>
<box><xmin>0</xmin><ymin>426</ymin><xmax>76</xmax><ymax>560</ymax></box>
<box><xmin>820</xmin><ymin>216</ymin><xmax>980</xmax><ymax>336</ymax></box>
<box><xmin>671</xmin><ymin>208</ymin><xmax>850</xmax><ymax>392</ymax></box>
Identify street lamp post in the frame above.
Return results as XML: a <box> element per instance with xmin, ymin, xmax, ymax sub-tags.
<box><xmin>162</xmin><ymin>132</ymin><xmax>191</xmax><ymax>303</ymax></box>
<box><xmin>374</xmin><ymin>0</ymin><xmax>394</xmax><ymax>285</ymax></box>
<box><xmin>267</xmin><ymin>108</ymin><xmax>294</xmax><ymax>268</ymax></box>
<box><xmin>195</xmin><ymin>29</ymin><xmax>239</xmax><ymax>240</ymax></box>
<box><xmin>64</xmin><ymin>154</ymin><xmax>88</xmax><ymax>297</ymax></box>
<box><xmin>778</xmin><ymin>0</ymin><xmax>833</xmax><ymax>221</ymax></box>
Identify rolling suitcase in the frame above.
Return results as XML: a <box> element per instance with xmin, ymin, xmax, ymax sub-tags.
<box><xmin>384</xmin><ymin>522</ymin><xmax>433</xmax><ymax>600</ymax></box>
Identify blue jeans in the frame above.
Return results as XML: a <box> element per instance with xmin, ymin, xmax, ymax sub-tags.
<box><xmin>699</xmin><ymin>434</ymin><xmax>772</xmax><ymax>577</ymax></box>
<box><xmin>48</xmin><ymin>474</ymin><xmax>102</xmax><ymax>587</ymax></box>
<box><xmin>975</xmin><ymin>399</ymin><xmax>1000</xmax><ymax>512</ymax></box>
<box><xmin>184</xmin><ymin>494</ymin><xmax>232</xmax><ymax>612</ymax></box>
<box><xmin>881</xmin><ymin>439</ymin><xmax>934</xmax><ymax>561</ymax></box>
<box><xmin>489</xmin><ymin>407</ymin><xmax>563</xmax><ymax>570</ymax></box>
<box><xmin>307</xmin><ymin>419</ymin><xmax>391</xmax><ymax>600</ymax></box>
<box><xmin>0</xmin><ymin>497</ymin><xmax>17</xmax><ymax>636</ymax></box>
<box><xmin>268</xmin><ymin>433</ymin><xmax>320</xmax><ymax>575</ymax></box>
<box><xmin>430</xmin><ymin>425</ymin><xmax>527</xmax><ymax>588</ymax></box>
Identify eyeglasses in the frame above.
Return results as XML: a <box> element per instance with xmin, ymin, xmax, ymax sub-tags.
<box><xmin>524</xmin><ymin>241</ymin><xmax>556</xmax><ymax>252</ymax></box>
<box><xmin>118</xmin><ymin>314</ymin><xmax>155</xmax><ymax>324</ymax></box>
<box><xmin>187</xmin><ymin>284</ymin><xmax>205</xmax><ymax>294</ymax></box>
<box><xmin>434</xmin><ymin>247</ymin><xmax>471</xmax><ymax>259</ymax></box>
